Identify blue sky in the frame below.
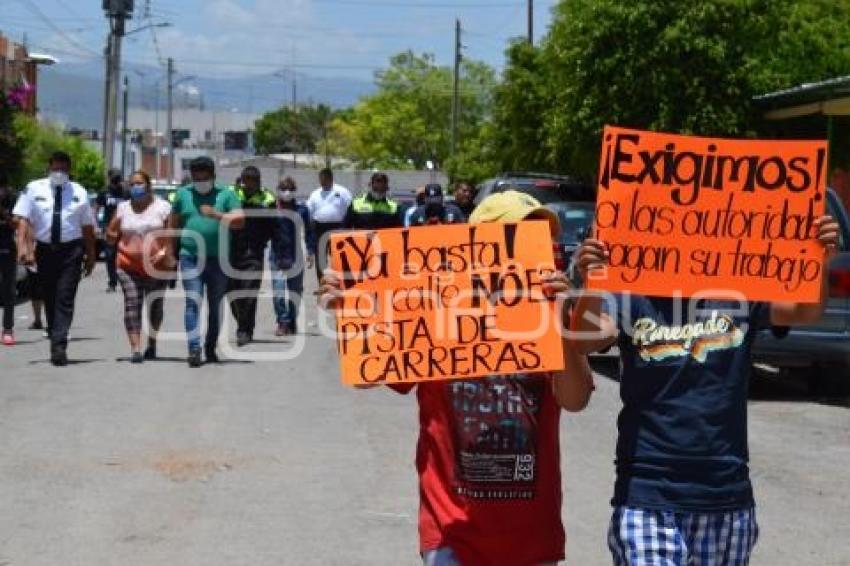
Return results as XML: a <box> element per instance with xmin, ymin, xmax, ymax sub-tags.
<box><xmin>2</xmin><ymin>0</ymin><xmax>556</xmax><ymax>80</ymax></box>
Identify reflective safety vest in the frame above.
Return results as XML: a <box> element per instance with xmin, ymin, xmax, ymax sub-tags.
<box><xmin>350</xmin><ymin>193</ymin><xmax>398</xmax><ymax>214</ymax></box>
<box><xmin>345</xmin><ymin>193</ymin><xmax>401</xmax><ymax>230</ymax></box>
<box><xmin>235</xmin><ymin>186</ymin><xmax>276</xmax><ymax>208</ymax></box>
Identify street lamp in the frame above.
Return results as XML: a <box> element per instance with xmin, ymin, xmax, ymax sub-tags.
<box><xmin>126</xmin><ymin>22</ymin><xmax>171</xmax><ymax>37</ymax></box>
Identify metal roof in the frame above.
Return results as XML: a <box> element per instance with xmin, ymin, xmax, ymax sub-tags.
<box><xmin>754</xmin><ymin>75</ymin><xmax>850</xmax><ymax>106</ymax></box>
<box><xmin>754</xmin><ymin>76</ymin><xmax>850</xmax><ymax>119</ymax></box>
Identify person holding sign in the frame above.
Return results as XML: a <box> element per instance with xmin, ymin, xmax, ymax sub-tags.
<box><xmin>569</xmin><ymin>215</ymin><xmax>839</xmax><ymax>565</ymax></box>
<box><xmin>319</xmin><ymin>191</ymin><xmax>595</xmax><ymax>566</ymax></box>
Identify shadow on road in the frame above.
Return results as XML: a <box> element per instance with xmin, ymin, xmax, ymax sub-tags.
<box><xmin>114</xmin><ymin>356</ymin><xmax>189</xmax><ymax>364</ymax></box>
<box><xmin>28</xmin><ymin>358</ymin><xmax>106</xmax><ymax>366</ymax></box>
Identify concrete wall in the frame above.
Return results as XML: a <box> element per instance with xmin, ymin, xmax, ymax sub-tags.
<box><xmin>215</xmin><ymin>167</ymin><xmax>449</xmax><ymax>198</ymax></box>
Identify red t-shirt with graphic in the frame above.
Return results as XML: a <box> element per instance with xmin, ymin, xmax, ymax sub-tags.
<box><xmin>405</xmin><ymin>373</ymin><xmax>565</xmax><ymax>565</ymax></box>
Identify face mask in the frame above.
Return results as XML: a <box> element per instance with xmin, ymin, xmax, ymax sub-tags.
<box><xmin>49</xmin><ymin>171</ymin><xmax>69</xmax><ymax>187</ymax></box>
<box><xmin>194</xmin><ymin>180</ymin><xmax>214</xmax><ymax>195</ymax></box>
<box><xmin>278</xmin><ymin>189</ymin><xmax>295</xmax><ymax>202</ymax></box>
<box><xmin>129</xmin><ymin>184</ymin><xmax>148</xmax><ymax>201</ymax></box>
<box><xmin>369</xmin><ymin>189</ymin><xmax>387</xmax><ymax>200</ymax></box>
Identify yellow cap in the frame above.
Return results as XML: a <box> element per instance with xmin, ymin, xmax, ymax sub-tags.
<box><xmin>469</xmin><ymin>190</ymin><xmax>560</xmax><ymax>236</ymax></box>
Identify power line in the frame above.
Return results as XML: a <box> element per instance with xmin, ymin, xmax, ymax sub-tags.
<box><xmin>15</xmin><ymin>0</ymin><xmax>101</xmax><ymax>56</ymax></box>
<box><xmin>144</xmin><ymin>0</ymin><xmax>166</xmax><ymax>66</ymax></box>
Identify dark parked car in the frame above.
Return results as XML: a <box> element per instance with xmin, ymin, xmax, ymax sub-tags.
<box><xmin>475</xmin><ymin>172</ymin><xmax>596</xmax><ymax>277</ymax></box>
<box><xmin>475</xmin><ymin>172</ymin><xmax>595</xmax><ymax>206</ymax></box>
<box><xmin>546</xmin><ymin>200</ymin><xmax>595</xmax><ymax>280</ymax></box>
<box><xmin>752</xmin><ymin>188</ymin><xmax>850</xmax><ymax>391</ymax></box>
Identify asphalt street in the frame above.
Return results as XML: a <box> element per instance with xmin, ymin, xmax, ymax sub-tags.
<box><xmin>0</xmin><ymin>267</ymin><xmax>848</xmax><ymax>565</ymax></box>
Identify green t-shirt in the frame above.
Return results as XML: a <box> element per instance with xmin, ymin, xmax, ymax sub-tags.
<box><xmin>172</xmin><ymin>184</ymin><xmax>241</xmax><ymax>258</ymax></box>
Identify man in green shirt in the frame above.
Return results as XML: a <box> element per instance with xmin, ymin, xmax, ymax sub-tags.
<box><xmin>168</xmin><ymin>157</ymin><xmax>244</xmax><ymax>367</ymax></box>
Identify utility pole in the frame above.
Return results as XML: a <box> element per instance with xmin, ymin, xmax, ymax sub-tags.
<box><xmin>166</xmin><ymin>57</ymin><xmax>175</xmax><ymax>183</ymax></box>
<box><xmin>102</xmin><ymin>38</ymin><xmax>111</xmax><ymax>152</ymax></box>
<box><xmin>451</xmin><ymin>19</ymin><xmax>462</xmax><ymax>159</ymax></box>
<box><xmin>528</xmin><ymin>0</ymin><xmax>534</xmax><ymax>44</ymax></box>
<box><xmin>292</xmin><ymin>47</ymin><xmax>298</xmax><ymax>169</ymax></box>
<box><xmin>102</xmin><ymin>0</ymin><xmax>134</xmax><ymax>173</ymax></box>
<box><xmin>154</xmin><ymin>83</ymin><xmax>161</xmax><ymax>180</ymax></box>
<box><xmin>292</xmin><ymin>49</ymin><xmax>298</xmax><ymax>111</ymax></box>
<box><xmin>121</xmin><ymin>75</ymin><xmax>129</xmax><ymax>177</ymax></box>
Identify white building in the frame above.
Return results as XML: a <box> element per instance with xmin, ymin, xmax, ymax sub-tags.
<box><xmin>124</xmin><ymin>107</ymin><xmax>262</xmax><ymax>182</ymax></box>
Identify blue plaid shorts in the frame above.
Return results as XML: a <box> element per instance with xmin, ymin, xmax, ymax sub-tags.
<box><xmin>608</xmin><ymin>506</ymin><xmax>758</xmax><ymax>565</ymax></box>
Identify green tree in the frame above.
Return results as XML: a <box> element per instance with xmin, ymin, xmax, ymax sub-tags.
<box><xmin>254</xmin><ymin>103</ymin><xmax>338</xmax><ymax>155</ymax></box>
<box><xmin>485</xmin><ymin>40</ymin><xmax>549</xmax><ymax>175</ymax></box>
<box><xmin>488</xmin><ymin>0</ymin><xmax>850</xmax><ymax>178</ymax></box>
<box><xmin>13</xmin><ymin>115</ymin><xmax>105</xmax><ymax>190</ymax></box>
<box><xmin>0</xmin><ymin>91</ymin><xmax>23</xmax><ymax>186</ymax></box>
<box><xmin>336</xmin><ymin>51</ymin><xmax>497</xmax><ymax>177</ymax></box>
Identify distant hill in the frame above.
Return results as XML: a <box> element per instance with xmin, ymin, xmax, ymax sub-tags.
<box><xmin>36</xmin><ymin>59</ymin><xmax>373</xmax><ymax>131</ymax></box>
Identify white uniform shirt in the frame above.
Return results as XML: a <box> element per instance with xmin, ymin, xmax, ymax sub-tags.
<box><xmin>13</xmin><ymin>178</ymin><xmax>95</xmax><ymax>244</ymax></box>
<box><xmin>306</xmin><ymin>184</ymin><xmax>352</xmax><ymax>223</ymax></box>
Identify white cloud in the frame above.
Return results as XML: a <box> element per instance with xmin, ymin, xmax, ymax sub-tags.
<box><xmin>145</xmin><ymin>0</ymin><xmax>383</xmax><ymax>79</ymax></box>
<box><xmin>207</xmin><ymin>0</ymin><xmax>258</xmax><ymax>28</ymax></box>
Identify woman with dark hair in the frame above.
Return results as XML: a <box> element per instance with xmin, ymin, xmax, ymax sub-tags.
<box><xmin>105</xmin><ymin>170</ymin><xmax>176</xmax><ymax>363</ymax></box>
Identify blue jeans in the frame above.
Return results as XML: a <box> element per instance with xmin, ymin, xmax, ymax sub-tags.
<box><xmin>180</xmin><ymin>255</ymin><xmax>228</xmax><ymax>352</ymax></box>
<box><xmin>271</xmin><ymin>267</ymin><xmax>303</xmax><ymax>329</ymax></box>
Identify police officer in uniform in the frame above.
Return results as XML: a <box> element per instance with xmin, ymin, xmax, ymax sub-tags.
<box><xmin>306</xmin><ymin>168</ymin><xmax>351</xmax><ymax>280</ymax></box>
<box><xmin>344</xmin><ymin>172</ymin><xmax>402</xmax><ymax>230</ymax></box>
<box><xmin>229</xmin><ymin>166</ymin><xmax>287</xmax><ymax>346</ymax></box>
<box><xmin>14</xmin><ymin>151</ymin><xmax>97</xmax><ymax>366</ymax></box>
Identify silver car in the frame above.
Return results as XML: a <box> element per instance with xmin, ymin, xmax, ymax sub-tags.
<box><xmin>751</xmin><ymin>188</ymin><xmax>850</xmax><ymax>393</ymax></box>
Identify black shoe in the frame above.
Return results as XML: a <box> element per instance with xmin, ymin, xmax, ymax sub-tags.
<box><xmin>188</xmin><ymin>350</ymin><xmax>203</xmax><ymax>368</ymax></box>
<box><xmin>50</xmin><ymin>348</ymin><xmax>68</xmax><ymax>367</ymax></box>
<box><xmin>29</xmin><ymin>321</ymin><xmax>43</xmax><ymax>331</ymax></box>
<box><xmin>106</xmin><ymin>285</ymin><xmax>117</xmax><ymax>293</ymax></box>
<box><xmin>288</xmin><ymin>321</ymin><xmax>297</xmax><ymax>335</ymax></box>
<box><xmin>204</xmin><ymin>346</ymin><xmax>219</xmax><ymax>364</ymax></box>
<box><xmin>143</xmin><ymin>344</ymin><xmax>157</xmax><ymax>360</ymax></box>
<box><xmin>236</xmin><ymin>331</ymin><xmax>251</xmax><ymax>347</ymax></box>
<box><xmin>130</xmin><ymin>352</ymin><xmax>144</xmax><ymax>364</ymax></box>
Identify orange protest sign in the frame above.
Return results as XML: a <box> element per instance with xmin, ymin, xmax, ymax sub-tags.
<box><xmin>329</xmin><ymin>221</ymin><xmax>566</xmax><ymax>386</ymax></box>
<box><xmin>589</xmin><ymin>126</ymin><xmax>828</xmax><ymax>302</ymax></box>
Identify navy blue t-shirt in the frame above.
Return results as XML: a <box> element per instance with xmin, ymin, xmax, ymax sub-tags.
<box><xmin>605</xmin><ymin>295</ymin><xmax>772</xmax><ymax>512</ymax></box>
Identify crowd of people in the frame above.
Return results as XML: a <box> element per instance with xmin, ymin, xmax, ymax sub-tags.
<box><xmin>0</xmin><ymin>151</ymin><xmax>481</xmax><ymax>366</ymax></box>
<box><xmin>0</xmin><ymin>149</ymin><xmax>841</xmax><ymax>566</ymax></box>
